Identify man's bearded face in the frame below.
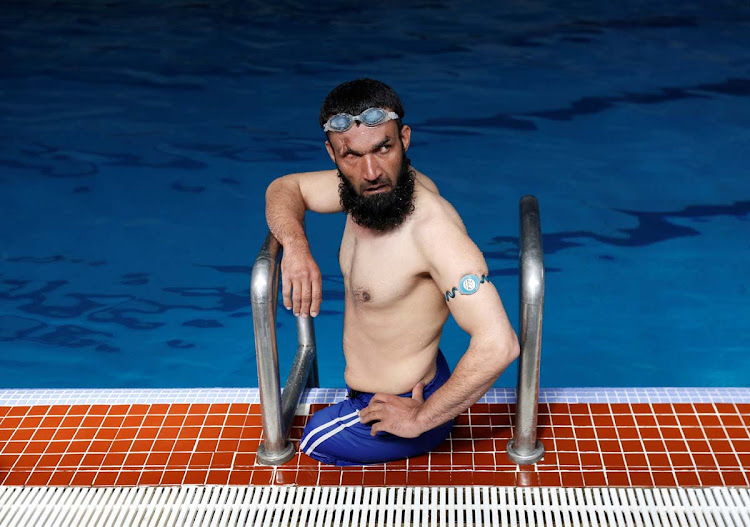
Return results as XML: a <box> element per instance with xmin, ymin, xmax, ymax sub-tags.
<box><xmin>337</xmin><ymin>148</ymin><xmax>416</xmax><ymax>232</ymax></box>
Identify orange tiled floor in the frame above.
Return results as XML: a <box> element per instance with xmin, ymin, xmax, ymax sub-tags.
<box><xmin>0</xmin><ymin>401</ymin><xmax>748</xmax><ymax>487</ymax></box>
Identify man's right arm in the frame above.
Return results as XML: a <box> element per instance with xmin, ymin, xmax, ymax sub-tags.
<box><xmin>265</xmin><ymin>170</ymin><xmax>342</xmax><ymax>317</ymax></box>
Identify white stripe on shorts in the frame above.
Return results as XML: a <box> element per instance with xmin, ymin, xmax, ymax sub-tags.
<box><xmin>299</xmin><ymin>410</ymin><xmax>359</xmax><ymax>453</ymax></box>
<box><xmin>304</xmin><ymin>413</ymin><xmax>361</xmax><ymax>457</ymax></box>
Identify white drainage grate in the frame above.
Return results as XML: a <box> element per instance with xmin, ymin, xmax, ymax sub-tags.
<box><xmin>0</xmin><ymin>486</ymin><xmax>748</xmax><ymax>526</ymax></box>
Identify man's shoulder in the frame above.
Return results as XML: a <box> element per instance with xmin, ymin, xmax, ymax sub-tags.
<box><xmin>412</xmin><ymin>178</ymin><xmax>466</xmax><ymax>232</ymax></box>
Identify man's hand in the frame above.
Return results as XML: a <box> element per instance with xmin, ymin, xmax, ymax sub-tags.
<box><xmin>359</xmin><ymin>382</ymin><xmax>426</xmax><ymax>438</ymax></box>
<box><xmin>280</xmin><ymin>243</ymin><xmax>322</xmax><ymax>317</ymax></box>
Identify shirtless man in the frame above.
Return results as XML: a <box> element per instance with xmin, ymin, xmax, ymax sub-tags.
<box><xmin>265</xmin><ymin>79</ymin><xmax>519</xmax><ymax>466</ymax></box>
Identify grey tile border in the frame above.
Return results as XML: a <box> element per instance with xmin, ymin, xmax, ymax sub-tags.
<box><xmin>0</xmin><ymin>387</ymin><xmax>748</xmax><ymax>406</ymax></box>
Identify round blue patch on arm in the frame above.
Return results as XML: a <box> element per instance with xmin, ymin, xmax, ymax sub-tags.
<box><xmin>458</xmin><ymin>274</ymin><xmax>480</xmax><ymax>295</ymax></box>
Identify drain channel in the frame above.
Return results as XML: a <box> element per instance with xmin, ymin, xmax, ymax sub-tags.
<box><xmin>0</xmin><ymin>486</ymin><xmax>748</xmax><ymax>526</ymax></box>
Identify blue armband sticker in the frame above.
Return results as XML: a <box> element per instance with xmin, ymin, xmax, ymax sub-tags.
<box><xmin>445</xmin><ymin>274</ymin><xmax>490</xmax><ymax>302</ymax></box>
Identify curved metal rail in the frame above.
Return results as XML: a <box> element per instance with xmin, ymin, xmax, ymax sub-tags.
<box><xmin>507</xmin><ymin>195</ymin><xmax>545</xmax><ymax>464</ymax></box>
<box><xmin>251</xmin><ymin>233</ymin><xmax>319</xmax><ymax>465</ymax></box>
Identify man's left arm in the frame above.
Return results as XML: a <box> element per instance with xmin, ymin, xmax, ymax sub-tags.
<box><xmin>359</xmin><ymin>205</ymin><xmax>520</xmax><ymax>437</ymax></box>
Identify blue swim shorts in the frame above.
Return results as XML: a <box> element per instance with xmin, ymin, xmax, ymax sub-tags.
<box><xmin>299</xmin><ymin>350</ymin><xmax>454</xmax><ymax>466</ymax></box>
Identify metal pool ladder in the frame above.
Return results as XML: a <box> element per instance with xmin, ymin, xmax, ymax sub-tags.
<box><xmin>251</xmin><ymin>233</ymin><xmax>319</xmax><ymax>465</ymax></box>
<box><xmin>507</xmin><ymin>195</ymin><xmax>546</xmax><ymax>464</ymax></box>
<box><xmin>251</xmin><ymin>195</ymin><xmax>545</xmax><ymax>466</ymax></box>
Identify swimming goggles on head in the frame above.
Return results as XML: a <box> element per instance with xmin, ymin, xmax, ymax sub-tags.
<box><xmin>323</xmin><ymin>107</ymin><xmax>400</xmax><ymax>133</ymax></box>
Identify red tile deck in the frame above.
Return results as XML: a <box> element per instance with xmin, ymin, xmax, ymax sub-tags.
<box><xmin>0</xmin><ymin>402</ymin><xmax>748</xmax><ymax>487</ymax></box>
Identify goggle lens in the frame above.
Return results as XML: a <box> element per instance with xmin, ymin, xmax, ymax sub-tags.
<box><xmin>323</xmin><ymin>108</ymin><xmax>399</xmax><ymax>132</ymax></box>
<box><xmin>360</xmin><ymin>108</ymin><xmax>387</xmax><ymax>125</ymax></box>
<box><xmin>328</xmin><ymin>114</ymin><xmax>352</xmax><ymax>131</ymax></box>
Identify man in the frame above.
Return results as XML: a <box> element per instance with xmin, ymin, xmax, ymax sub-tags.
<box><xmin>265</xmin><ymin>79</ymin><xmax>519</xmax><ymax>466</ymax></box>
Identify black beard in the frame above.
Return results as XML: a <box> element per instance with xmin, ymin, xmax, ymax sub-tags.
<box><xmin>337</xmin><ymin>156</ymin><xmax>416</xmax><ymax>232</ymax></box>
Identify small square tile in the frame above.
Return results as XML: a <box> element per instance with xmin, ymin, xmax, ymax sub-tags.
<box><xmin>561</xmin><ymin>471</ymin><xmax>584</xmax><ymax>486</ymax></box>
<box><xmin>656</xmin><ymin>415</ymin><xmax>678</xmax><ymax>427</ymax></box>
<box><xmin>183</xmin><ymin>468</ymin><xmax>210</xmax><ymax>485</ymax></box>
<box><xmin>363</xmin><ymin>470</ymin><xmax>385</xmax><ymax>486</ymax></box>
<box><xmin>697</xmin><ymin>471</ymin><xmax>724</xmax><ymax>486</ymax></box>
<box><xmin>102</xmin><ymin>453</ymin><xmax>127</xmax><ymax>467</ymax></box>
<box><xmin>491</xmin><ymin>471</ymin><xmax>515</xmax><ymax>486</ymax></box>
<box><xmin>677</xmin><ymin>415</ymin><xmax>699</xmax><ymax>427</ymax></box>
<box><xmin>669</xmin><ymin>453</ymin><xmax>694</xmax><ymax>468</ymax></box>
<box><xmin>3</xmin><ymin>470</ymin><xmax>29</xmax><ymax>485</ymax></box>
<box><xmin>318</xmin><ymin>469</ymin><xmax>343</xmax><ymax>486</ymax></box>
<box><xmin>698</xmin><ymin>415</ymin><xmax>721</xmax><ymax>427</ymax></box>
<box><xmin>675</xmin><ymin>471</ymin><xmax>701</xmax><ymax>487</ymax></box>
<box><xmin>691</xmin><ymin>453</ymin><xmax>718</xmax><ymax>469</ymax></box>
<box><xmin>635</xmin><ymin>415</ymin><xmax>656</xmax><ymax>427</ymax></box>
<box><xmin>579</xmin><ymin>453</ymin><xmax>602</xmax><ymax>468</ymax></box>
<box><xmin>206</xmin><ymin>470</ymin><xmax>230</xmax><ymax>485</ymax></box>
<box><xmin>138</xmin><ymin>470</ymin><xmax>164</xmax><ymax>485</ymax></box>
<box><xmin>189</xmin><ymin>452</ymin><xmax>213</xmax><ymax>468</ymax></box>
<box><xmin>602</xmin><ymin>453</ymin><xmax>626</xmax><ymax>468</ymax></box>
<box><xmin>582</xmin><ymin>471</ymin><xmax>606</xmax><ymax>487</ymax></box>
<box><xmin>80</xmin><ymin>453</ymin><xmax>105</xmax><ymax>468</ymax></box>
<box><xmin>160</xmin><ymin>470</ymin><xmax>186</xmax><ymax>485</ymax></box>
<box><xmin>538</xmin><ymin>471</ymin><xmax>562</xmax><ymax>487</ymax></box>
<box><xmin>124</xmin><ymin>452</ymin><xmax>148</xmax><ymax>466</ymax></box>
<box><xmin>516</xmin><ymin>470</ymin><xmax>540</xmax><ymax>487</ymax></box>
<box><xmin>682</xmin><ymin>427</ymin><xmax>705</xmax><ymax>439</ymax></box>
<box><xmin>605</xmin><ymin>471</ymin><xmax>629</xmax><ymax>487</ymax></box>
<box><xmin>714</xmin><ymin>453</ymin><xmax>741</xmax><ymax>468</ymax></box>
<box><xmin>427</xmin><ymin>471</ymin><xmax>452</xmax><ymax>486</ymax></box>
<box><xmin>612</xmin><ymin>415</ymin><xmax>635</xmax><ymax>427</ymax></box>
<box><xmin>686</xmin><ymin>439</ymin><xmax>711</xmax><ymax>453</ymax></box>
<box><xmin>430</xmin><ymin>453</ymin><xmax>452</xmax><ymax>467</ymax></box>
<box><xmin>628</xmin><ymin>471</ymin><xmax>654</xmax><ymax>487</ymax></box>
<box><xmin>555</xmin><ymin>439</ymin><xmax>577</xmax><ymax>451</ymax></box>
<box><xmin>722</xmin><ymin>471</ymin><xmax>749</xmax><ymax>486</ymax></box>
<box><xmin>576</xmin><ymin>440</ymin><xmax>598</xmax><ymax>453</ymax></box>
<box><xmin>642</xmin><ymin>440</ymin><xmax>667</xmax><ymax>453</ymax></box>
<box><xmin>341</xmin><ymin>469</ymin><xmax>364</xmax><ymax>486</ymax></box>
<box><xmin>597</xmin><ymin>428</ymin><xmax>618</xmax><ymax>440</ymax></box>
<box><xmin>405</xmin><ymin>470</ymin><xmax>428</xmax><ymax>486</ymax></box>
<box><xmin>708</xmin><ymin>439</ymin><xmax>733</xmax><ymax>452</ymax></box>
<box><xmin>14</xmin><ymin>454</ymin><xmax>41</xmax><ymax>469</ymax></box>
<box><xmin>167</xmin><ymin>452</ymin><xmax>192</xmax><ymax>468</ymax></box>
<box><xmin>651</xmin><ymin>471</ymin><xmax>676</xmax><ymax>486</ymax></box>
<box><xmin>227</xmin><ymin>470</ymin><xmax>252</xmax><ymax>485</ymax></box>
<box><xmin>115</xmin><ymin>472</ymin><xmax>141</xmax><ymax>486</ymax></box>
<box><xmin>146</xmin><ymin>452</ymin><xmax>170</xmax><ymax>466</ymax></box>
<box><xmin>71</xmin><ymin>471</ymin><xmax>96</xmax><ymax>486</ymax></box>
<box><xmin>664</xmin><ymin>439</ymin><xmax>689</xmax><ymax>452</ymax></box>
<box><xmin>211</xmin><ymin>452</ymin><xmax>234</xmax><ymax>468</ymax></box>
<box><xmin>556</xmin><ymin>452</ymin><xmax>580</xmax><ymax>467</ymax></box>
<box><xmin>638</xmin><ymin>427</ymin><xmax>661</xmax><ymax>439</ymax></box>
<box><xmin>38</xmin><ymin>453</ymin><xmax>63</xmax><ymax>468</ymax></box>
<box><xmin>575</xmin><ymin>427</ymin><xmax>596</xmax><ymax>439</ymax></box>
<box><xmin>624</xmin><ymin>453</ymin><xmax>648</xmax><ymax>468</ymax></box>
<box><xmin>26</xmin><ymin>471</ymin><xmax>54</xmax><ymax>486</ymax></box>
<box><xmin>49</xmin><ymin>471</ymin><xmax>75</xmax><ymax>486</ymax></box>
<box><xmin>646</xmin><ymin>452</ymin><xmax>670</xmax><ymax>469</ymax></box>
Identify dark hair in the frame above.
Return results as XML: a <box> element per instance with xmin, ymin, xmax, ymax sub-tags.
<box><xmin>319</xmin><ymin>78</ymin><xmax>405</xmax><ymax>130</ymax></box>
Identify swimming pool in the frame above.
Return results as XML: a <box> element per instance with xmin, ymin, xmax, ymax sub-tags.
<box><xmin>1</xmin><ymin>0</ymin><xmax>748</xmax><ymax>389</ymax></box>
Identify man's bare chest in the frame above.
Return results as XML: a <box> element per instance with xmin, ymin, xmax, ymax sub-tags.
<box><xmin>338</xmin><ymin>222</ymin><xmax>425</xmax><ymax>306</ymax></box>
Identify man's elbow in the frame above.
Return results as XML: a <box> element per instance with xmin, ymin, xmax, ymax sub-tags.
<box><xmin>265</xmin><ymin>174</ymin><xmax>292</xmax><ymax>199</ymax></box>
<box><xmin>489</xmin><ymin>332</ymin><xmax>520</xmax><ymax>377</ymax></box>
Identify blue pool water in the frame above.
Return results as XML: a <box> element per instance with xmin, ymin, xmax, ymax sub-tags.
<box><xmin>1</xmin><ymin>1</ymin><xmax>749</xmax><ymax>389</ymax></box>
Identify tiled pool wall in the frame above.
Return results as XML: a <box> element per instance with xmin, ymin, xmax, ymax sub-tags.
<box><xmin>1</xmin><ymin>387</ymin><xmax>748</xmax><ymax>488</ymax></box>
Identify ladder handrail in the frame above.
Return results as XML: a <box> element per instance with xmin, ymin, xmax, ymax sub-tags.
<box><xmin>251</xmin><ymin>232</ymin><xmax>319</xmax><ymax>465</ymax></box>
<box><xmin>507</xmin><ymin>195</ymin><xmax>545</xmax><ymax>464</ymax></box>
